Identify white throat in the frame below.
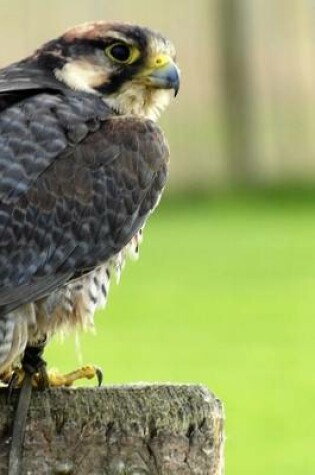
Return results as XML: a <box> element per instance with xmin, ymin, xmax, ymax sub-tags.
<box><xmin>104</xmin><ymin>84</ymin><xmax>173</xmax><ymax>121</ymax></box>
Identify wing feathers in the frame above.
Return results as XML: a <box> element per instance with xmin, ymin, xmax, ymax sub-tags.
<box><xmin>0</xmin><ymin>90</ymin><xmax>169</xmax><ymax>310</ymax></box>
<box><xmin>0</xmin><ymin>273</ymin><xmax>72</xmax><ymax>317</ymax></box>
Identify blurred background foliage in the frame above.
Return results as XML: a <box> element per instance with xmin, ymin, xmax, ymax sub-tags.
<box><xmin>1</xmin><ymin>1</ymin><xmax>314</xmax><ymax>474</ymax></box>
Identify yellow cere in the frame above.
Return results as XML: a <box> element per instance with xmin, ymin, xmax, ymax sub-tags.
<box><xmin>152</xmin><ymin>54</ymin><xmax>172</xmax><ymax>69</ymax></box>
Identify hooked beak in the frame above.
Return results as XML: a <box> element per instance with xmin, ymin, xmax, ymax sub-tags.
<box><xmin>141</xmin><ymin>55</ymin><xmax>181</xmax><ymax>97</ymax></box>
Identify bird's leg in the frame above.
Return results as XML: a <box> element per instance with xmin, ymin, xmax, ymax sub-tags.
<box><xmin>6</xmin><ymin>337</ymin><xmax>49</xmax><ymax>396</ymax></box>
<box><xmin>21</xmin><ymin>338</ymin><xmax>49</xmax><ymax>390</ymax></box>
<box><xmin>3</xmin><ymin>335</ymin><xmax>102</xmax><ymax>390</ymax></box>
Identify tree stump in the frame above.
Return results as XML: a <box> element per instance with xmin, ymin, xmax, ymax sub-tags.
<box><xmin>0</xmin><ymin>384</ymin><xmax>224</xmax><ymax>475</ymax></box>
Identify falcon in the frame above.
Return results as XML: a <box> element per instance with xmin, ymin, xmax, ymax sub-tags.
<box><xmin>0</xmin><ymin>21</ymin><xmax>180</xmax><ymax>387</ymax></box>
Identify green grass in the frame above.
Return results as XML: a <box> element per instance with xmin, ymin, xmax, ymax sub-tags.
<box><xmin>47</xmin><ymin>195</ymin><xmax>315</xmax><ymax>475</ymax></box>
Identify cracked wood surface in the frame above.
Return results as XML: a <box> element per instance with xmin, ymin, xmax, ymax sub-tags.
<box><xmin>0</xmin><ymin>384</ymin><xmax>224</xmax><ymax>475</ymax></box>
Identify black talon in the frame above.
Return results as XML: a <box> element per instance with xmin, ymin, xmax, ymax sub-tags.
<box><xmin>7</xmin><ymin>372</ymin><xmax>19</xmax><ymax>403</ymax></box>
<box><xmin>36</xmin><ymin>365</ymin><xmax>49</xmax><ymax>391</ymax></box>
<box><xmin>95</xmin><ymin>367</ymin><xmax>103</xmax><ymax>387</ymax></box>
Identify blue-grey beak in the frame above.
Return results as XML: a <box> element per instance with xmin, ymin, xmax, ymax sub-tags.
<box><xmin>145</xmin><ymin>61</ymin><xmax>181</xmax><ymax>97</ymax></box>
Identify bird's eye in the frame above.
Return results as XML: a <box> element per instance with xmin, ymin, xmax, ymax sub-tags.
<box><xmin>106</xmin><ymin>42</ymin><xmax>139</xmax><ymax>64</ymax></box>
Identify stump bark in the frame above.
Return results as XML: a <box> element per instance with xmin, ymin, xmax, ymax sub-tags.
<box><xmin>0</xmin><ymin>384</ymin><xmax>224</xmax><ymax>475</ymax></box>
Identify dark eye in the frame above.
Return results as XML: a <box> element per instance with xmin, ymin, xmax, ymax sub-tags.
<box><xmin>107</xmin><ymin>43</ymin><xmax>132</xmax><ymax>63</ymax></box>
<box><xmin>105</xmin><ymin>42</ymin><xmax>140</xmax><ymax>64</ymax></box>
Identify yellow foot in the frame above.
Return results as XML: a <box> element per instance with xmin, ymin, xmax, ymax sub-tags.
<box><xmin>34</xmin><ymin>365</ymin><xmax>103</xmax><ymax>387</ymax></box>
<box><xmin>0</xmin><ymin>369</ymin><xmax>18</xmax><ymax>386</ymax></box>
<box><xmin>1</xmin><ymin>365</ymin><xmax>102</xmax><ymax>389</ymax></box>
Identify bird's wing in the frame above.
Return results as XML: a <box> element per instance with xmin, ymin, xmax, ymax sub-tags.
<box><xmin>0</xmin><ymin>61</ymin><xmax>67</xmax><ymax>111</ymax></box>
<box><xmin>0</xmin><ymin>62</ymin><xmax>61</xmax><ymax>91</ymax></box>
<box><xmin>0</xmin><ymin>90</ymin><xmax>168</xmax><ymax>315</ymax></box>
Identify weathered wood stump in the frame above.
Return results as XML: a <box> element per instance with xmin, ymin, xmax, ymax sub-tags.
<box><xmin>0</xmin><ymin>384</ymin><xmax>224</xmax><ymax>475</ymax></box>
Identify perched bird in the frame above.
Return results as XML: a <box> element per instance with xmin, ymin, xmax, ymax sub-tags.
<box><xmin>0</xmin><ymin>21</ymin><xmax>180</xmax><ymax>387</ymax></box>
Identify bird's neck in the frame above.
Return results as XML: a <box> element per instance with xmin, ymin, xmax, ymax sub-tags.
<box><xmin>103</xmin><ymin>85</ymin><xmax>173</xmax><ymax>121</ymax></box>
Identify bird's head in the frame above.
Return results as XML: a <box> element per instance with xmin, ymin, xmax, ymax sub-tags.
<box><xmin>37</xmin><ymin>21</ymin><xmax>180</xmax><ymax>121</ymax></box>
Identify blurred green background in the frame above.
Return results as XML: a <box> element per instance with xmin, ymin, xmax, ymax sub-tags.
<box><xmin>1</xmin><ymin>1</ymin><xmax>314</xmax><ymax>474</ymax></box>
